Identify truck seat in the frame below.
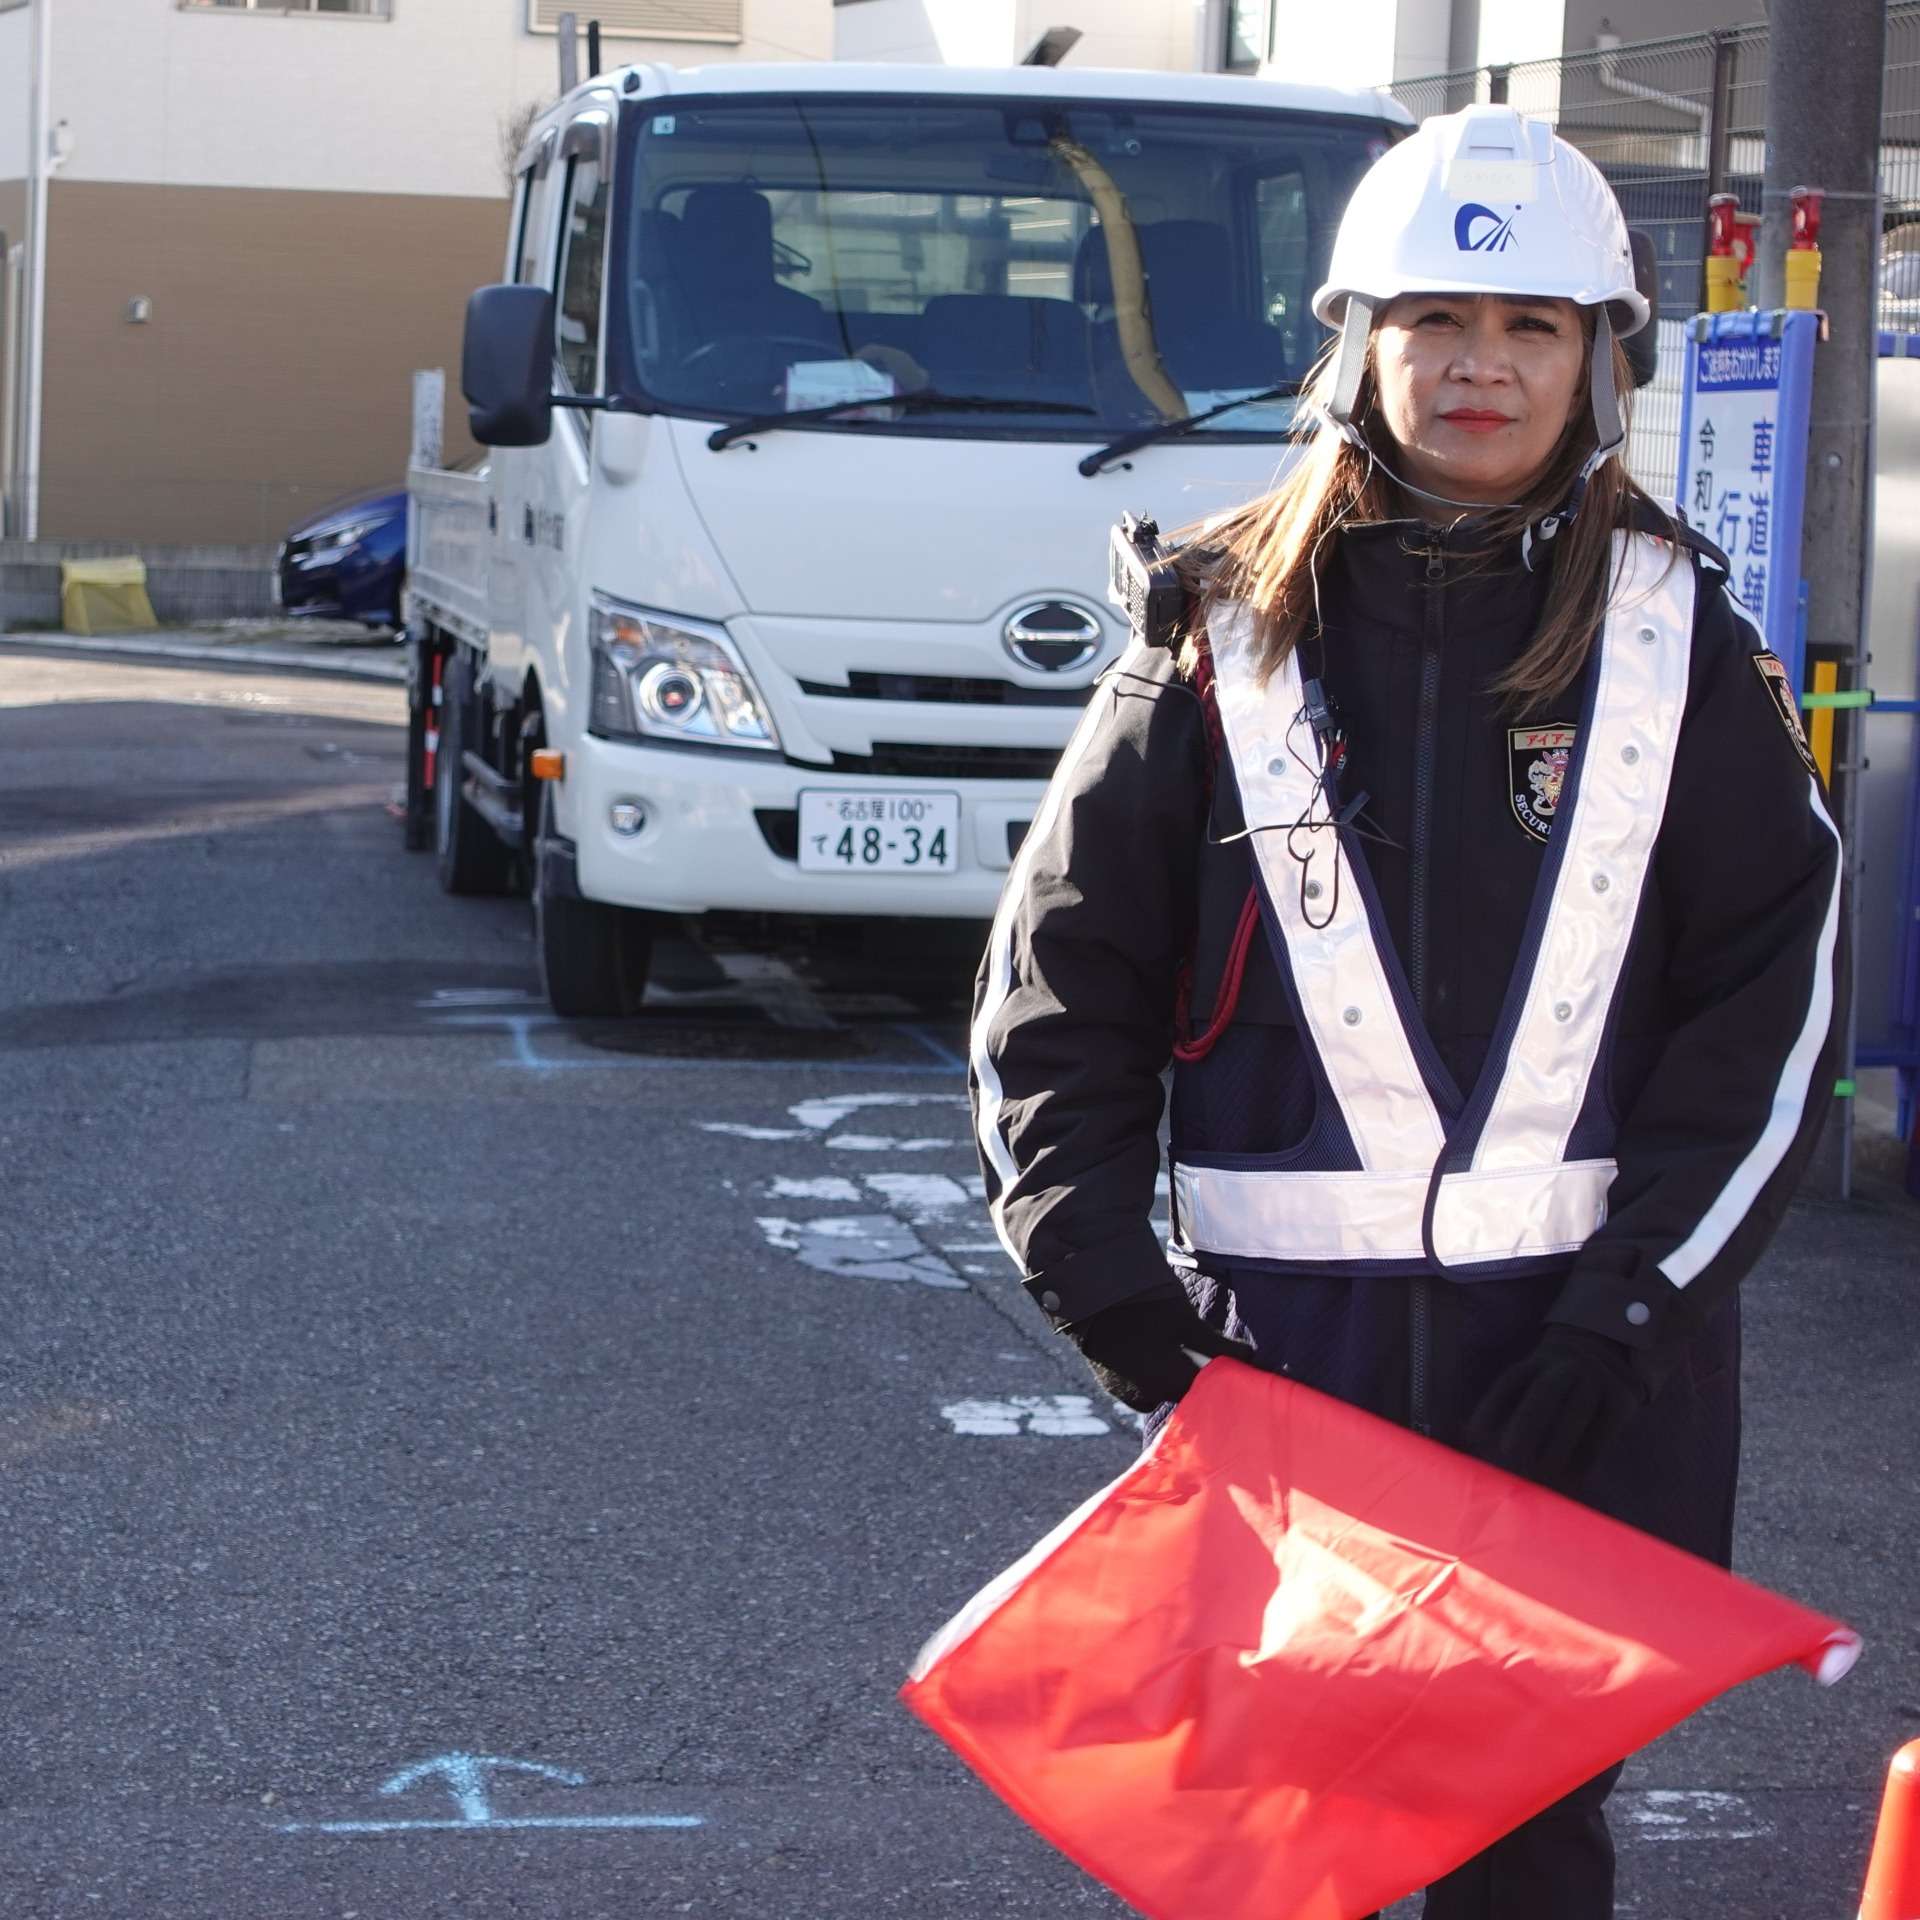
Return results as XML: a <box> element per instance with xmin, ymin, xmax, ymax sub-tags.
<box><xmin>918</xmin><ymin>294</ymin><xmax>1092</xmax><ymax>403</ymax></box>
<box><xmin>671</xmin><ymin>185</ymin><xmax>842</xmax><ymax>352</ymax></box>
<box><xmin>1076</xmin><ymin>219</ymin><xmax>1290</xmax><ymax>398</ymax></box>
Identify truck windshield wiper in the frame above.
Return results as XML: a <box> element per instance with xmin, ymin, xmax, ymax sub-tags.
<box><xmin>1077</xmin><ymin>382</ymin><xmax>1306</xmax><ymax>478</ymax></box>
<box><xmin>708</xmin><ymin>391</ymin><xmax>1096</xmax><ymax>452</ymax></box>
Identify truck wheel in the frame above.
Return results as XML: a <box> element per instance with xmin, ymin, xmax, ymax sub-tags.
<box><xmin>401</xmin><ymin>632</ymin><xmax>435</xmax><ymax>852</ymax></box>
<box><xmin>434</xmin><ymin>650</ymin><xmax>514</xmax><ymax>896</ymax></box>
<box><xmin>533</xmin><ymin>784</ymin><xmax>654</xmax><ymax>1017</ymax></box>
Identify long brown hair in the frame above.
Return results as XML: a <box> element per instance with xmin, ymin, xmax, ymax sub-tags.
<box><xmin>1182</xmin><ymin>312</ymin><xmax>1675</xmax><ymax>707</ymax></box>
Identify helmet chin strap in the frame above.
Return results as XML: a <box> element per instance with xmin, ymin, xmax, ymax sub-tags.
<box><xmin>1321</xmin><ymin>293</ymin><xmax>1629</xmax><ymax>558</ymax></box>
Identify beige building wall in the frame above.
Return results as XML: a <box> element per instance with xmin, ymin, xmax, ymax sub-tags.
<box><xmin>39</xmin><ymin>179</ymin><xmax>506</xmax><ymax>545</ymax></box>
<box><xmin>1</xmin><ymin>176</ymin><xmax>26</xmax><ymax>536</ymax></box>
<box><xmin>17</xmin><ymin>0</ymin><xmax>834</xmax><ymax>547</ymax></box>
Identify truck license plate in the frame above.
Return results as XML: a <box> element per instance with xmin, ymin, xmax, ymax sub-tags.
<box><xmin>797</xmin><ymin>789</ymin><xmax>960</xmax><ymax>874</ymax></box>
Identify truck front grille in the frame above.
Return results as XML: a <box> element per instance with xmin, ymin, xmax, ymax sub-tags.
<box><xmin>822</xmin><ymin>743</ymin><xmax>1062</xmax><ymax>782</ymax></box>
<box><xmin>798</xmin><ymin>672</ymin><xmax>1089</xmax><ymax>708</ymax></box>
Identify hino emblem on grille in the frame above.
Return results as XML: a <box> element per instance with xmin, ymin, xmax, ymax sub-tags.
<box><xmin>1003</xmin><ymin>600</ymin><xmax>1104</xmax><ymax>674</ymax></box>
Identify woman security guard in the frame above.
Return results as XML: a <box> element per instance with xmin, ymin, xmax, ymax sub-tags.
<box><xmin>968</xmin><ymin>105</ymin><xmax>1846</xmax><ymax>1916</ymax></box>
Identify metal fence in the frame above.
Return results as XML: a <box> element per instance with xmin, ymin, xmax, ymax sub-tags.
<box><xmin>1388</xmin><ymin>8</ymin><xmax>1920</xmax><ymax>501</ymax></box>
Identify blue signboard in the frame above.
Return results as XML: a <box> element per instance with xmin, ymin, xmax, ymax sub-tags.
<box><xmin>1674</xmin><ymin>309</ymin><xmax>1819</xmax><ymax>687</ymax></box>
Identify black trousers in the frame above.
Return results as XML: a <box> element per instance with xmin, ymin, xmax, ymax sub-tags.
<box><xmin>1417</xmin><ymin>1763</ymin><xmax>1625</xmax><ymax>1917</ymax></box>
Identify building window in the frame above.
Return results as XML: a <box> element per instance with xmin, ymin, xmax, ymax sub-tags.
<box><xmin>178</xmin><ymin>1</ymin><xmax>393</xmax><ymax>16</ymax></box>
<box><xmin>527</xmin><ymin>0</ymin><xmax>742</xmax><ymax>43</ymax></box>
<box><xmin>1224</xmin><ymin>0</ymin><xmax>1273</xmax><ymax>72</ymax></box>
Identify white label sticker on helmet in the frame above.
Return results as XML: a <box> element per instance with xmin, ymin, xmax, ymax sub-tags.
<box><xmin>1447</xmin><ymin>157</ymin><xmax>1542</xmax><ymax>204</ymax></box>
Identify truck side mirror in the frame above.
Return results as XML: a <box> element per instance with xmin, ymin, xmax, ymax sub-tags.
<box><xmin>1623</xmin><ymin>229</ymin><xmax>1659</xmax><ymax>390</ymax></box>
<box><xmin>463</xmin><ymin>285</ymin><xmax>556</xmax><ymax>446</ymax></box>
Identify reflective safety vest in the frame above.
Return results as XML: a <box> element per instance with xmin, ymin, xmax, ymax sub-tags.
<box><xmin>1171</xmin><ymin>532</ymin><xmax>1695</xmax><ymax>1275</ymax></box>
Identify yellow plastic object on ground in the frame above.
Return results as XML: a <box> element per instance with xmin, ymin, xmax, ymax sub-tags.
<box><xmin>61</xmin><ymin>556</ymin><xmax>158</xmax><ymax>634</ymax></box>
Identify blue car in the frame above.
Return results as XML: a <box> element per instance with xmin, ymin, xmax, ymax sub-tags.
<box><xmin>277</xmin><ymin>484</ymin><xmax>407</xmax><ymax>630</ymax></box>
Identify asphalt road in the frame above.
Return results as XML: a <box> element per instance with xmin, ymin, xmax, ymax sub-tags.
<box><xmin>1</xmin><ymin>646</ymin><xmax>1915</xmax><ymax>1920</ymax></box>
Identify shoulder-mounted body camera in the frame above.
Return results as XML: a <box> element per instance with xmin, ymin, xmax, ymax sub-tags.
<box><xmin>1108</xmin><ymin>512</ymin><xmax>1190</xmax><ymax>652</ymax></box>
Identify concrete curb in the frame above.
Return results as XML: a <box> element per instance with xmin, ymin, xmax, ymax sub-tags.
<box><xmin>0</xmin><ymin>631</ymin><xmax>407</xmax><ymax>685</ymax></box>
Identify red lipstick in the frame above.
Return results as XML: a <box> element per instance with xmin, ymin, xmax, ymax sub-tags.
<box><xmin>1438</xmin><ymin>409</ymin><xmax>1514</xmax><ymax>433</ymax></box>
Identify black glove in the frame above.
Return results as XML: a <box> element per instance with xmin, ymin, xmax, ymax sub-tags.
<box><xmin>1062</xmin><ymin>1284</ymin><xmax>1254</xmax><ymax>1413</ymax></box>
<box><xmin>1466</xmin><ymin>1326</ymin><xmax>1648</xmax><ymax>1487</ymax></box>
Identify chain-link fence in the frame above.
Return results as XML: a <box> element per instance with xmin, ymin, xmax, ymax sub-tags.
<box><xmin>1389</xmin><ymin>8</ymin><xmax>1920</xmax><ymax>501</ymax></box>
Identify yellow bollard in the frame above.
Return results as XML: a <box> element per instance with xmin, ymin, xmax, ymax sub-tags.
<box><xmin>1706</xmin><ymin>253</ymin><xmax>1745</xmax><ymax>313</ymax></box>
<box><xmin>1808</xmin><ymin>660</ymin><xmax>1838</xmax><ymax>784</ymax></box>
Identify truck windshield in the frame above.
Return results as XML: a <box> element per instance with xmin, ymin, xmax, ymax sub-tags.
<box><xmin>618</xmin><ymin>94</ymin><xmax>1391</xmax><ymax>440</ymax></box>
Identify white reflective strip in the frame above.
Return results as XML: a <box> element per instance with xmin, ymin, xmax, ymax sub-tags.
<box><xmin>1208</xmin><ymin>603</ymin><xmax>1446</xmax><ymax>1173</ymax></box>
<box><xmin>970</xmin><ymin>644</ymin><xmax>1150</xmax><ymax>1269</ymax></box>
<box><xmin>1660</xmin><ymin>770</ymin><xmax>1842</xmax><ymax>1288</ymax></box>
<box><xmin>1175</xmin><ymin>1162</ymin><xmax>1433</xmax><ymax>1261</ymax></box>
<box><xmin>1430</xmin><ymin>1158</ymin><xmax>1618</xmax><ymax>1265</ymax></box>
<box><xmin>1475</xmin><ymin>533</ymin><xmax>1694</xmax><ymax>1173</ymax></box>
<box><xmin>1176</xmin><ymin>1157</ymin><xmax>1617</xmax><ymax>1265</ymax></box>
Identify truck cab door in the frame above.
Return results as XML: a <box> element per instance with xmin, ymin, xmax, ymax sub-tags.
<box><xmin>489</xmin><ymin>127</ymin><xmax>560</xmax><ymax>689</ymax></box>
<box><xmin>538</xmin><ymin>103</ymin><xmax>616</xmax><ymax>760</ymax></box>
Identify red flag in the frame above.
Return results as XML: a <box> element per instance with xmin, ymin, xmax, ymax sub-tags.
<box><xmin>902</xmin><ymin>1359</ymin><xmax>1857</xmax><ymax>1920</ymax></box>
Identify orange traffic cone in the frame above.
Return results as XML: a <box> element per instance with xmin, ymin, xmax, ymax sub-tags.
<box><xmin>1860</xmin><ymin>1739</ymin><xmax>1920</xmax><ymax>1920</ymax></box>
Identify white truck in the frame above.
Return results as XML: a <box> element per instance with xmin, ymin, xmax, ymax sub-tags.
<box><xmin>403</xmin><ymin>56</ymin><xmax>1410</xmax><ymax>1015</ymax></box>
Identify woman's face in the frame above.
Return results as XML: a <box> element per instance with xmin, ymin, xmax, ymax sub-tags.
<box><xmin>1370</xmin><ymin>293</ymin><xmax>1588</xmax><ymax>507</ymax></box>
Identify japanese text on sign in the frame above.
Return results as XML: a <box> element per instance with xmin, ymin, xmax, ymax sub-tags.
<box><xmin>1688</xmin><ymin>396</ymin><xmax>1778</xmax><ymax>627</ymax></box>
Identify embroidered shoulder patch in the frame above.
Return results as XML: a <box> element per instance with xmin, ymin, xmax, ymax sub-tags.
<box><xmin>1508</xmin><ymin>724</ymin><xmax>1577</xmax><ymax>843</ymax></box>
<box><xmin>1750</xmin><ymin>651</ymin><xmax>1820</xmax><ymax>777</ymax></box>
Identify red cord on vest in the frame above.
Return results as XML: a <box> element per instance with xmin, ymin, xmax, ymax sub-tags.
<box><xmin>1173</xmin><ymin>885</ymin><xmax>1261</xmax><ymax>1062</ymax></box>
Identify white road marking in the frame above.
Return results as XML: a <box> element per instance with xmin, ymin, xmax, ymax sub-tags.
<box><xmin>789</xmin><ymin>1090</ymin><xmax>969</xmax><ymax>1131</ymax></box>
<box><xmin>754</xmin><ymin>1215</ymin><xmax>966</xmax><ymax>1290</ymax></box>
<box><xmin>1615</xmin><ymin>1790</ymin><xmax>1771</xmax><ymax>1843</ymax></box>
<box><xmin>768</xmin><ymin>1175</ymin><xmax>863</xmax><ymax>1202</ymax></box>
<box><xmin>939</xmin><ymin>1395</ymin><xmax>1112</xmax><ymax>1437</ymax></box>
<box><xmin>422</xmin><ymin>988</ymin><xmax>545</xmax><ymax>1008</ymax></box>
<box><xmin>700</xmin><ymin>1122</ymin><xmax>810</xmax><ymax>1141</ymax></box>
<box><xmin>863</xmin><ymin>1173</ymin><xmax>973</xmax><ymax>1220</ymax></box>
<box><xmin>827</xmin><ymin>1134</ymin><xmax>958</xmax><ymax>1152</ymax></box>
<box><xmin>278</xmin><ymin>1751</ymin><xmax>702</xmax><ymax>1837</ymax></box>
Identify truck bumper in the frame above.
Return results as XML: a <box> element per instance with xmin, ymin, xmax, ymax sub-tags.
<box><xmin>567</xmin><ymin>734</ymin><xmax>1043</xmax><ymax>919</ymax></box>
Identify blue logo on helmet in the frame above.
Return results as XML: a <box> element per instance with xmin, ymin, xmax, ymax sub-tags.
<box><xmin>1455</xmin><ymin>203</ymin><xmax>1518</xmax><ymax>252</ymax></box>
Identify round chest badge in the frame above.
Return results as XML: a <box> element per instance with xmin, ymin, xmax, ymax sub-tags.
<box><xmin>1509</xmin><ymin>724</ymin><xmax>1577</xmax><ymax>842</ymax></box>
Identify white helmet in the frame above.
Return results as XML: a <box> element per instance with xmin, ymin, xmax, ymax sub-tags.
<box><xmin>1314</xmin><ymin>105</ymin><xmax>1643</xmax><ymax>502</ymax></box>
<box><xmin>1314</xmin><ymin>104</ymin><xmax>1646</xmax><ymax>335</ymax></box>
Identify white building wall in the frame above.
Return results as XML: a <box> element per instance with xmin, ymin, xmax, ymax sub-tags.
<box><xmin>0</xmin><ymin>4</ymin><xmax>31</xmax><ymax>180</ymax></box>
<box><xmin>1013</xmin><ymin>0</ymin><xmax>1203</xmax><ymax>72</ymax></box>
<box><xmin>1263</xmin><ymin>0</ymin><xmax>1398</xmax><ymax>91</ymax></box>
<box><xmin>1389</xmin><ymin>0</ymin><xmax>1452</xmax><ymax>80</ymax></box>
<box><xmin>832</xmin><ymin>0</ymin><xmax>1015</xmax><ymax>65</ymax></box>
<box><xmin>833</xmin><ymin>0</ymin><xmax>1207</xmax><ymax>71</ymax></box>
<box><xmin>1475</xmin><ymin>0</ymin><xmax>1566</xmax><ymax>68</ymax></box>
<box><xmin>47</xmin><ymin>0</ymin><xmax>833</xmax><ymax>200</ymax></box>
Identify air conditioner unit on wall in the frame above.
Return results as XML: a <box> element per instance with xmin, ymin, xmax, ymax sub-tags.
<box><xmin>527</xmin><ymin>0</ymin><xmax>744</xmax><ymax>43</ymax></box>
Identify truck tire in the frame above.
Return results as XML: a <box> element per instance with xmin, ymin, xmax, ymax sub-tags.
<box><xmin>435</xmin><ymin>649</ymin><xmax>514</xmax><ymax>896</ymax></box>
<box><xmin>533</xmin><ymin>783</ymin><xmax>654</xmax><ymax>1017</ymax></box>
<box><xmin>401</xmin><ymin>631</ymin><xmax>435</xmax><ymax>852</ymax></box>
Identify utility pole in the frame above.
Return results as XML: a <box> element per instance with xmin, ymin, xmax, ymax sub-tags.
<box><xmin>1752</xmin><ymin>0</ymin><xmax>1886</xmax><ymax>1197</ymax></box>
<box><xmin>24</xmin><ymin>0</ymin><xmax>51</xmax><ymax>543</ymax></box>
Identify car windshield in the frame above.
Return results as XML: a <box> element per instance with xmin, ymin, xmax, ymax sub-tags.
<box><xmin>617</xmin><ymin>93</ymin><xmax>1391</xmax><ymax>439</ymax></box>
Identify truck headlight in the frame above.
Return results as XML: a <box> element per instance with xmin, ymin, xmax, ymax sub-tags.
<box><xmin>588</xmin><ymin>596</ymin><xmax>780</xmax><ymax>753</ymax></box>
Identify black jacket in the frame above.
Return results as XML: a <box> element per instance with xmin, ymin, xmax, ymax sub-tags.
<box><xmin>970</xmin><ymin>517</ymin><xmax>1847</xmax><ymax>1393</ymax></box>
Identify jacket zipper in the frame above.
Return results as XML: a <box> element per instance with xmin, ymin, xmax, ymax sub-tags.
<box><xmin>1408</xmin><ymin>538</ymin><xmax>1445</xmax><ymax>1438</ymax></box>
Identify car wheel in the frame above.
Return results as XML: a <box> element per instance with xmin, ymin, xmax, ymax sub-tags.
<box><xmin>434</xmin><ymin>651</ymin><xmax>515</xmax><ymax>896</ymax></box>
<box><xmin>533</xmin><ymin>782</ymin><xmax>654</xmax><ymax>1017</ymax></box>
